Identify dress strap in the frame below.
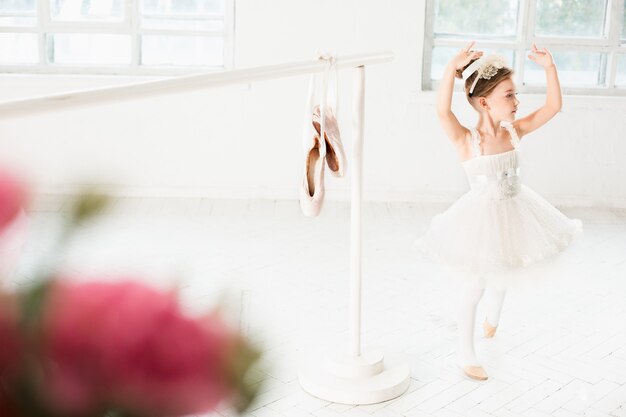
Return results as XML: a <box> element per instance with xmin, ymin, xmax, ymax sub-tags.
<box><xmin>501</xmin><ymin>121</ymin><xmax>520</xmax><ymax>149</ymax></box>
<box><xmin>468</xmin><ymin>128</ymin><xmax>482</xmax><ymax>157</ymax></box>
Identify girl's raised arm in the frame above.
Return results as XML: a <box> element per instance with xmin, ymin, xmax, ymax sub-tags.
<box><xmin>436</xmin><ymin>41</ymin><xmax>483</xmax><ymax>147</ymax></box>
<box><xmin>515</xmin><ymin>44</ymin><xmax>562</xmax><ymax>138</ymax></box>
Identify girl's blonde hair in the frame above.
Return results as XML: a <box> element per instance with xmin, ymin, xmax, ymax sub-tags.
<box><xmin>455</xmin><ymin>59</ymin><xmax>513</xmax><ymax>103</ymax></box>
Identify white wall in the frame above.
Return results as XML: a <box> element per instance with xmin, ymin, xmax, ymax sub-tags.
<box><xmin>0</xmin><ymin>0</ymin><xmax>625</xmax><ymax>207</ymax></box>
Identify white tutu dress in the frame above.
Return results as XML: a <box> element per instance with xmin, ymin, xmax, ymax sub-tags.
<box><xmin>415</xmin><ymin>123</ymin><xmax>582</xmax><ymax>276</ymax></box>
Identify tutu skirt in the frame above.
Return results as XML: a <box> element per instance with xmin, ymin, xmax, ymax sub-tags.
<box><xmin>415</xmin><ymin>184</ymin><xmax>582</xmax><ymax>277</ymax></box>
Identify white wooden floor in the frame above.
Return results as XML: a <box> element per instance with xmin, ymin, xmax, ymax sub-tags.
<box><xmin>11</xmin><ymin>197</ymin><xmax>626</xmax><ymax>417</ymax></box>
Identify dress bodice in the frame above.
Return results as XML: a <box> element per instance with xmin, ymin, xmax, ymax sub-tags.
<box><xmin>462</xmin><ymin>123</ymin><xmax>521</xmax><ymax>199</ymax></box>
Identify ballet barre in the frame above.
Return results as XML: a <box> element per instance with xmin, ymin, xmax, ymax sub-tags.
<box><xmin>0</xmin><ymin>51</ymin><xmax>410</xmax><ymax>405</ymax></box>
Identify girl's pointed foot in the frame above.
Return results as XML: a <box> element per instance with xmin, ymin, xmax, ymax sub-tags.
<box><xmin>463</xmin><ymin>365</ymin><xmax>489</xmax><ymax>381</ymax></box>
<box><xmin>456</xmin><ymin>353</ymin><xmax>488</xmax><ymax>381</ymax></box>
<box><xmin>483</xmin><ymin>319</ymin><xmax>497</xmax><ymax>338</ymax></box>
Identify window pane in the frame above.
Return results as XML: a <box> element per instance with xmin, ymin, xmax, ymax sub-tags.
<box><xmin>0</xmin><ymin>0</ymin><xmax>36</xmax><ymax>12</ymax></box>
<box><xmin>51</xmin><ymin>0</ymin><xmax>124</xmax><ymax>22</ymax></box>
<box><xmin>140</xmin><ymin>0</ymin><xmax>224</xmax><ymax>30</ymax></box>
<box><xmin>0</xmin><ymin>33</ymin><xmax>38</xmax><ymax>63</ymax></box>
<box><xmin>0</xmin><ymin>0</ymin><xmax>36</xmax><ymax>26</ymax></box>
<box><xmin>433</xmin><ymin>0</ymin><xmax>519</xmax><ymax>37</ymax></box>
<box><xmin>430</xmin><ymin>47</ymin><xmax>456</xmax><ymax>80</ymax></box>
<box><xmin>141</xmin><ymin>35</ymin><xmax>222</xmax><ymax>66</ymax></box>
<box><xmin>524</xmin><ymin>51</ymin><xmax>602</xmax><ymax>86</ymax></box>
<box><xmin>141</xmin><ymin>0</ymin><xmax>223</xmax><ymax>14</ymax></box>
<box><xmin>0</xmin><ymin>16</ymin><xmax>37</xmax><ymax>26</ymax></box>
<box><xmin>616</xmin><ymin>54</ymin><xmax>626</xmax><ymax>87</ymax></box>
<box><xmin>430</xmin><ymin>46</ymin><xmax>515</xmax><ymax>81</ymax></box>
<box><xmin>535</xmin><ymin>0</ymin><xmax>607</xmax><ymax>38</ymax></box>
<box><xmin>141</xmin><ymin>16</ymin><xmax>224</xmax><ymax>31</ymax></box>
<box><xmin>48</xmin><ymin>34</ymin><xmax>131</xmax><ymax>65</ymax></box>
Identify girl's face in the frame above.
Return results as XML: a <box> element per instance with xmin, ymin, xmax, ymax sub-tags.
<box><xmin>482</xmin><ymin>77</ymin><xmax>520</xmax><ymax>122</ymax></box>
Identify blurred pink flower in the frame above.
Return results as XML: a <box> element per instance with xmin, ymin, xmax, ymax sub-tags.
<box><xmin>40</xmin><ymin>280</ymin><xmax>237</xmax><ymax>416</ymax></box>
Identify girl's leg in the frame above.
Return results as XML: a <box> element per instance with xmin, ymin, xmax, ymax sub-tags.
<box><xmin>484</xmin><ymin>285</ymin><xmax>507</xmax><ymax>329</ymax></box>
<box><xmin>449</xmin><ymin>268</ymin><xmax>486</xmax><ymax>366</ymax></box>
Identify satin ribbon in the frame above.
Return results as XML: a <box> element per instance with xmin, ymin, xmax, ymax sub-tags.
<box><xmin>469</xmin><ymin>168</ymin><xmax>521</xmax><ymax>199</ymax></box>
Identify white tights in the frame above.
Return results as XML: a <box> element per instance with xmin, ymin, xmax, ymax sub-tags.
<box><xmin>450</xmin><ymin>269</ymin><xmax>506</xmax><ymax>366</ymax></box>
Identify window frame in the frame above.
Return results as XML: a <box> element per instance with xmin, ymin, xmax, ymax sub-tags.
<box><xmin>0</xmin><ymin>0</ymin><xmax>235</xmax><ymax>75</ymax></box>
<box><xmin>422</xmin><ymin>0</ymin><xmax>626</xmax><ymax>96</ymax></box>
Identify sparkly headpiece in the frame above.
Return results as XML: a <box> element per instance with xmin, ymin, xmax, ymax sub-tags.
<box><xmin>461</xmin><ymin>54</ymin><xmax>508</xmax><ymax>95</ymax></box>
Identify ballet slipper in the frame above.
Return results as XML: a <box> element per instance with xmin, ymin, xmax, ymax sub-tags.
<box><xmin>483</xmin><ymin>319</ymin><xmax>497</xmax><ymax>338</ymax></box>
<box><xmin>312</xmin><ymin>105</ymin><xmax>346</xmax><ymax>177</ymax></box>
<box><xmin>299</xmin><ymin>134</ymin><xmax>326</xmax><ymax>217</ymax></box>
<box><xmin>462</xmin><ymin>365</ymin><xmax>489</xmax><ymax>381</ymax></box>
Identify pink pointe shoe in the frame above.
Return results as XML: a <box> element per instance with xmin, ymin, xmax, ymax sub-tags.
<box><xmin>299</xmin><ymin>133</ymin><xmax>326</xmax><ymax>217</ymax></box>
<box><xmin>312</xmin><ymin>105</ymin><xmax>346</xmax><ymax>177</ymax></box>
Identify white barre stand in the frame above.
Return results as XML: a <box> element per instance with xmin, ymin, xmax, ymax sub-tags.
<box><xmin>298</xmin><ymin>65</ymin><xmax>410</xmax><ymax>405</ymax></box>
<box><xmin>0</xmin><ymin>52</ymin><xmax>410</xmax><ymax>404</ymax></box>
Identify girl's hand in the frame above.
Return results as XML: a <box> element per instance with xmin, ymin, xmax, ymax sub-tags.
<box><xmin>528</xmin><ymin>43</ymin><xmax>555</xmax><ymax>69</ymax></box>
<box><xmin>449</xmin><ymin>41</ymin><xmax>483</xmax><ymax>71</ymax></box>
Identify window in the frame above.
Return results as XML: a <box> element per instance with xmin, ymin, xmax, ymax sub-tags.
<box><xmin>0</xmin><ymin>0</ymin><xmax>234</xmax><ymax>75</ymax></box>
<box><xmin>423</xmin><ymin>0</ymin><xmax>626</xmax><ymax>95</ymax></box>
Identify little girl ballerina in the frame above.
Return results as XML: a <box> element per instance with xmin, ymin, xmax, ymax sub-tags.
<box><xmin>415</xmin><ymin>41</ymin><xmax>582</xmax><ymax>381</ymax></box>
